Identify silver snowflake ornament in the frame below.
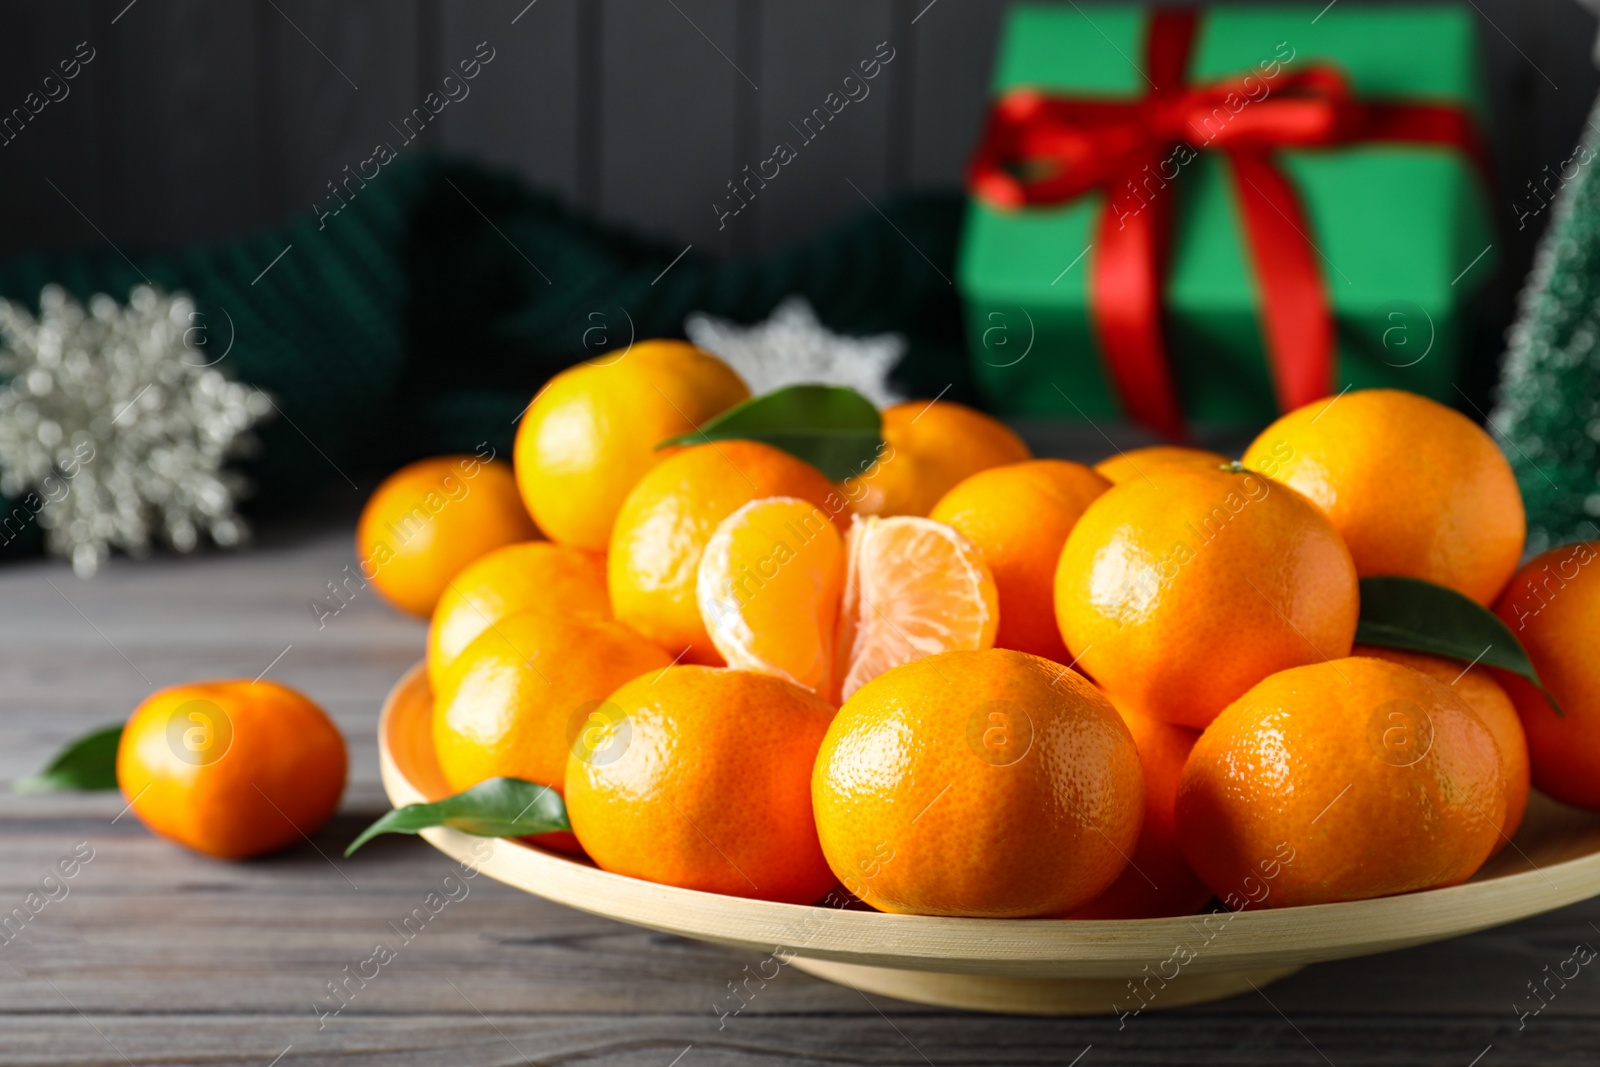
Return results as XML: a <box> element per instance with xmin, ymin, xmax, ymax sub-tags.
<box><xmin>0</xmin><ymin>284</ymin><xmax>273</xmax><ymax>576</ymax></box>
<box><xmin>685</xmin><ymin>296</ymin><xmax>907</xmax><ymax>408</ymax></box>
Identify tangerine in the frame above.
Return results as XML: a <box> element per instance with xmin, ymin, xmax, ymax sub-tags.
<box><xmin>1241</xmin><ymin>389</ymin><xmax>1525</xmax><ymax>604</ymax></box>
<box><xmin>513</xmin><ymin>341</ymin><xmax>749</xmax><ymax>551</ymax></box>
<box><xmin>1493</xmin><ymin>541</ymin><xmax>1600</xmax><ymax>809</ymax></box>
<box><xmin>427</xmin><ymin>541</ymin><xmax>610</xmax><ymax>689</ymax></box>
<box><xmin>609</xmin><ymin>440</ymin><xmax>845</xmax><ymax>663</ymax></box>
<box><xmin>117</xmin><ymin>680</ymin><xmax>347</xmax><ymax>860</ymax></box>
<box><xmin>812</xmin><ymin>649</ymin><xmax>1144</xmax><ymax>918</ymax></box>
<box><xmin>564</xmin><ymin>666</ymin><xmax>839</xmax><ymax>904</ymax></box>
<box><xmin>356</xmin><ymin>454</ymin><xmax>538</xmax><ymax>617</ymax></box>
<box><xmin>853</xmin><ymin>400</ymin><xmax>1030</xmax><ymax>516</ymax></box>
<box><xmin>1093</xmin><ymin>445</ymin><xmax>1229</xmax><ymax>486</ymax></box>
<box><xmin>929</xmin><ymin>459</ymin><xmax>1109</xmax><ymax>662</ymax></box>
<box><xmin>1055</xmin><ymin>464</ymin><xmax>1358</xmax><ymax>728</ymax></box>
<box><xmin>1176</xmin><ymin>657</ymin><xmax>1505</xmax><ymax>908</ymax></box>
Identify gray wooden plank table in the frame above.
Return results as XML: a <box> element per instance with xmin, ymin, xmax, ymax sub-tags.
<box><xmin>3</xmin><ymin>485</ymin><xmax>1600</xmax><ymax>1066</ymax></box>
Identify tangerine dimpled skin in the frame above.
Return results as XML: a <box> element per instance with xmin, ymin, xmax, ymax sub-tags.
<box><xmin>564</xmin><ymin>666</ymin><xmax>839</xmax><ymax>905</ymax></box>
<box><xmin>512</xmin><ymin>341</ymin><xmax>750</xmax><ymax>551</ymax></box>
<box><xmin>426</xmin><ymin>541</ymin><xmax>611</xmax><ymax>690</ymax></box>
<box><xmin>608</xmin><ymin>439</ymin><xmax>847</xmax><ymax>664</ymax></box>
<box><xmin>1064</xmin><ymin>706</ymin><xmax>1212</xmax><ymax>920</ymax></box>
<box><xmin>432</xmin><ymin>611</ymin><xmax>672</xmax><ymax>795</ymax></box>
<box><xmin>1355</xmin><ymin>644</ymin><xmax>1529</xmax><ymax>845</ymax></box>
<box><xmin>854</xmin><ymin>400</ymin><xmax>1032</xmax><ymax>517</ymax></box>
<box><xmin>1093</xmin><ymin>445</ymin><xmax>1230</xmax><ymax>486</ymax></box>
<box><xmin>356</xmin><ymin>456</ymin><xmax>540</xmax><ymax>617</ymax></box>
<box><xmin>929</xmin><ymin>460</ymin><xmax>1110</xmax><ymax>663</ymax></box>
<box><xmin>1493</xmin><ymin>541</ymin><xmax>1600</xmax><ymax>809</ymax></box>
<box><xmin>811</xmin><ymin>649</ymin><xmax>1144</xmax><ymax>918</ymax></box>
<box><xmin>1176</xmin><ymin>658</ymin><xmax>1506</xmax><ymax>909</ymax></box>
<box><xmin>1241</xmin><ymin>389</ymin><xmax>1525</xmax><ymax>605</ymax></box>
<box><xmin>1054</xmin><ymin>464</ymin><xmax>1359</xmax><ymax>729</ymax></box>
<box><xmin>117</xmin><ymin>680</ymin><xmax>348</xmax><ymax>860</ymax></box>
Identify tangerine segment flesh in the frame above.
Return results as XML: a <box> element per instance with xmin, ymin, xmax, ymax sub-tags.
<box><xmin>1176</xmin><ymin>657</ymin><xmax>1506</xmax><ymax>909</ymax></box>
<box><xmin>1055</xmin><ymin>464</ymin><xmax>1358</xmax><ymax>729</ymax></box>
<box><xmin>812</xmin><ymin>649</ymin><xmax>1144</xmax><ymax>918</ymax></box>
<box><xmin>837</xmin><ymin>515</ymin><xmax>999</xmax><ymax>703</ymax></box>
<box><xmin>697</xmin><ymin>497</ymin><xmax>845</xmax><ymax>696</ymax></box>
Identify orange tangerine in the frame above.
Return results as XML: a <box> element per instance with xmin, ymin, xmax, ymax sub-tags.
<box><xmin>426</xmin><ymin>541</ymin><xmax>610</xmax><ymax>690</ymax></box>
<box><xmin>854</xmin><ymin>400</ymin><xmax>1031</xmax><ymax>516</ymax></box>
<box><xmin>117</xmin><ymin>680</ymin><xmax>347</xmax><ymax>860</ymax></box>
<box><xmin>608</xmin><ymin>440</ymin><xmax>846</xmax><ymax>664</ymax></box>
<box><xmin>1093</xmin><ymin>445</ymin><xmax>1230</xmax><ymax>486</ymax></box>
<box><xmin>812</xmin><ymin>649</ymin><xmax>1144</xmax><ymax>918</ymax></box>
<box><xmin>1355</xmin><ymin>644</ymin><xmax>1529</xmax><ymax>846</ymax></box>
<box><xmin>513</xmin><ymin>341</ymin><xmax>749</xmax><ymax>551</ymax></box>
<box><xmin>929</xmin><ymin>460</ymin><xmax>1110</xmax><ymax>662</ymax></box>
<box><xmin>356</xmin><ymin>455</ymin><xmax>539</xmax><ymax>617</ymax></box>
<box><xmin>1064</xmin><ymin>706</ymin><xmax>1211</xmax><ymax>920</ymax></box>
<box><xmin>1055</xmin><ymin>463</ymin><xmax>1358</xmax><ymax>729</ymax></box>
<box><xmin>565</xmin><ymin>666</ymin><xmax>839</xmax><ymax>904</ymax></box>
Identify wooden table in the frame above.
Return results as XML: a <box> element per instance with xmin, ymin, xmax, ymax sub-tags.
<box><xmin>4</xmin><ymin>514</ymin><xmax>1599</xmax><ymax>1066</ymax></box>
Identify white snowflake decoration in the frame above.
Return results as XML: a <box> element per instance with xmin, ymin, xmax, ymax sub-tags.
<box><xmin>0</xmin><ymin>284</ymin><xmax>273</xmax><ymax>576</ymax></box>
<box><xmin>685</xmin><ymin>296</ymin><xmax>907</xmax><ymax>408</ymax></box>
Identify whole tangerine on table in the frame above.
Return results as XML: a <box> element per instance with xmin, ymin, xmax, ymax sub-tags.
<box><xmin>811</xmin><ymin>648</ymin><xmax>1144</xmax><ymax>918</ymax></box>
<box><xmin>1093</xmin><ymin>445</ymin><xmax>1230</xmax><ymax>486</ymax></box>
<box><xmin>852</xmin><ymin>399</ymin><xmax>1031</xmax><ymax>516</ymax></box>
<box><xmin>1241</xmin><ymin>388</ymin><xmax>1525</xmax><ymax>605</ymax></box>
<box><xmin>1063</xmin><ymin>704</ymin><xmax>1211</xmax><ymax>920</ymax></box>
<box><xmin>1177</xmin><ymin>657</ymin><xmax>1506</xmax><ymax>909</ymax></box>
<box><xmin>564</xmin><ymin>665</ymin><xmax>839</xmax><ymax>905</ymax></box>
<box><xmin>513</xmin><ymin>340</ymin><xmax>750</xmax><ymax>551</ymax></box>
<box><xmin>929</xmin><ymin>459</ymin><xmax>1110</xmax><ymax>663</ymax></box>
<box><xmin>1493</xmin><ymin>541</ymin><xmax>1600</xmax><ymax>809</ymax></box>
<box><xmin>1355</xmin><ymin>644</ymin><xmax>1529</xmax><ymax>845</ymax></box>
<box><xmin>1055</xmin><ymin>463</ymin><xmax>1359</xmax><ymax>729</ymax></box>
<box><xmin>608</xmin><ymin>439</ymin><xmax>846</xmax><ymax>664</ymax></box>
<box><xmin>117</xmin><ymin>680</ymin><xmax>347</xmax><ymax>860</ymax></box>
<box><xmin>356</xmin><ymin>454</ymin><xmax>538</xmax><ymax>617</ymax></box>
<box><xmin>427</xmin><ymin>540</ymin><xmax>610</xmax><ymax>689</ymax></box>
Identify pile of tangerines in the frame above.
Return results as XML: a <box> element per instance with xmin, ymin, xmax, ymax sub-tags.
<box><xmin>110</xmin><ymin>338</ymin><xmax>1600</xmax><ymax>922</ymax></box>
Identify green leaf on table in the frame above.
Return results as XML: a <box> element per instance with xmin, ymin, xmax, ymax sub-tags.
<box><xmin>656</xmin><ymin>383</ymin><xmax>884</xmax><ymax>482</ymax></box>
<box><xmin>1355</xmin><ymin>576</ymin><xmax>1562</xmax><ymax>715</ymax></box>
<box><xmin>14</xmin><ymin>724</ymin><xmax>123</xmax><ymax>793</ymax></box>
<box><xmin>345</xmin><ymin>777</ymin><xmax>570</xmax><ymax>856</ymax></box>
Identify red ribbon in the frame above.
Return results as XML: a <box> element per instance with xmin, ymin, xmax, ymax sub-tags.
<box><xmin>967</xmin><ymin>9</ymin><xmax>1491</xmax><ymax>439</ymax></box>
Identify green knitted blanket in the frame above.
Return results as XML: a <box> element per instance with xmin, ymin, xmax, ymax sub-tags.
<box><xmin>0</xmin><ymin>156</ymin><xmax>969</xmax><ymax>558</ymax></box>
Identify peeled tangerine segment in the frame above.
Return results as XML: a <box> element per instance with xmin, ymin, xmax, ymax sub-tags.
<box><xmin>698</xmin><ymin>503</ymin><xmax>999</xmax><ymax>703</ymax></box>
<box><xmin>698</xmin><ymin>497</ymin><xmax>846</xmax><ymax>694</ymax></box>
<box><xmin>838</xmin><ymin>515</ymin><xmax>999</xmax><ymax>702</ymax></box>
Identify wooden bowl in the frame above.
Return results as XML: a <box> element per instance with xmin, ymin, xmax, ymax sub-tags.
<box><xmin>379</xmin><ymin>661</ymin><xmax>1600</xmax><ymax>1015</ymax></box>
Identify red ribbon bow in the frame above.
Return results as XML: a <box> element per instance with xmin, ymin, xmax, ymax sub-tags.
<box><xmin>967</xmin><ymin>9</ymin><xmax>1491</xmax><ymax>438</ymax></box>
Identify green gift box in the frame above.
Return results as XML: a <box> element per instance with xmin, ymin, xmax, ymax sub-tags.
<box><xmin>957</xmin><ymin>4</ymin><xmax>1495</xmax><ymax>432</ymax></box>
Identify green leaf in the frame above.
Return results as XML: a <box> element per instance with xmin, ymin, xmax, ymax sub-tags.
<box><xmin>14</xmin><ymin>725</ymin><xmax>123</xmax><ymax>793</ymax></box>
<box><xmin>657</xmin><ymin>384</ymin><xmax>884</xmax><ymax>481</ymax></box>
<box><xmin>345</xmin><ymin>777</ymin><xmax>570</xmax><ymax>857</ymax></box>
<box><xmin>1355</xmin><ymin>576</ymin><xmax>1563</xmax><ymax>716</ymax></box>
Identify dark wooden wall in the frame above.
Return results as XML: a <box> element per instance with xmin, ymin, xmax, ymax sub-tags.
<box><xmin>0</xmin><ymin>0</ymin><xmax>1597</xmax><ymax>281</ymax></box>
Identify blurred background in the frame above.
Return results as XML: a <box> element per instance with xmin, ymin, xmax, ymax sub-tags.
<box><xmin>0</xmin><ymin>0</ymin><xmax>1592</xmax><ymax>282</ymax></box>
